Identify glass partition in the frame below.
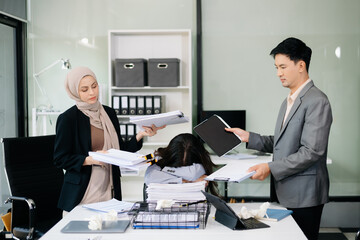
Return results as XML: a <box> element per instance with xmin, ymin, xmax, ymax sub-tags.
<box><xmin>201</xmin><ymin>0</ymin><xmax>360</xmax><ymax>197</ymax></box>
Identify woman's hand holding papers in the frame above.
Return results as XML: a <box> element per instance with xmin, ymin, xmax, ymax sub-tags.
<box><xmin>136</xmin><ymin>124</ymin><xmax>166</xmax><ymax>141</ymax></box>
<box><xmin>83</xmin><ymin>156</ymin><xmax>105</xmax><ymax>167</ymax></box>
<box><xmin>225</xmin><ymin>127</ymin><xmax>250</xmax><ymax>142</ymax></box>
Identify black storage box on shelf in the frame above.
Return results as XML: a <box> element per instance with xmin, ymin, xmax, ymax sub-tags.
<box><xmin>114</xmin><ymin>58</ymin><xmax>147</xmax><ymax>87</ymax></box>
<box><xmin>148</xmin><ymin>58</ymin><xmax>180</xmax><ymax>87</ymax></box>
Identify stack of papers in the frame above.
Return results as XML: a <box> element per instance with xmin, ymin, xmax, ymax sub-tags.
<box><xmin>146</xmin><ymin>181</ymin><xmax>206</xmax><ymax>202</ymax></box>
<box><xmin>129</xmin><ymin>110</ymin><xmax>189</xmax><ymax>129</ymax></box>
<box><xmin>82</xmin><ymin>198</ymin><xmax>134</xmax><ymax>213</ymax></box>
<box><xmin>89</xmin><ymin>149</ymin><xmax>150</xmax><ymax>172</ymax></box>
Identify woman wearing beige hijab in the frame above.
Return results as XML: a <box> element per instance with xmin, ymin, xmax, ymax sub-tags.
<box><xmin>54</xmin><ymin>66</ymin><xmax>164</xmax><ymax>213</ymax></box>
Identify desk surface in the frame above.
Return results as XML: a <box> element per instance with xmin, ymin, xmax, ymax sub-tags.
<box><xmin>40</xmin><ymin>203</ymin><xmax>306</xmax><ymax>240</ymax></box>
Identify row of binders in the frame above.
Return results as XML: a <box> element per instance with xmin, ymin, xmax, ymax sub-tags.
<box><xmin>119</xmin><ymin>123</ymin><xmax>138</xmax><ymax>142</ymax></box>
<box><xmin>112</xmin><ymin>95</ymin><xmax>163</xmax><ymax>116</ymax></box>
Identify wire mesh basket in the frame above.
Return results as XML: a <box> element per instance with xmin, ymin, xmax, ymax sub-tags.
<box><xmin>128</xmin><ymin>201</ymin><xmax>211</xmax><ymax>229</ymax></box>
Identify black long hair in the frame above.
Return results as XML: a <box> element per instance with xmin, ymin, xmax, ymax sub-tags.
<box><xmin>155</xmin><ymin>133</ymin><xmax>219</xmax><ymax>196</ymax></box>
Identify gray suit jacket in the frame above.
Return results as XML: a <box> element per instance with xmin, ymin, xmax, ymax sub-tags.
<box><xmin>247</xmin><ymin>80</ymin><xmax>332</xmax><ymax>208</ymax></box>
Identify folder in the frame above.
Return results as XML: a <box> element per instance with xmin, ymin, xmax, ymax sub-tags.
<box><xmin>153</xmin><ymin>95</ymin><xmax>162</xmax><ymax>114</ymax></box>
<box><xmin>145</xmin><ymin>96</ymin><xmax>153</xmax><ymax>115</ymax></box>
<box><xmin>259</xmin><ymin>209</ymin><xmax>293</xmax><ymax>222</ymax></box>
<box><xmin>129</xmin><ymin>110</ymin><xmax>189</xmax><ymax>129</ymax></box>
<box><xmin>194</xmin><ymin>114</ymin><xmax>242</xmax><ymax>157</ymax></box>
<box><xmin>126</xmin><ymin>124</ymin><xmax>135</xmax><ymax>141</ymax></box>
<box><xmin>128</xmin><ymin>96</ymin><xmax>137</xmax><ymax>115</ymax></box>
<box><xmin>120</xmin><ymin>96</ymin><xmax>129</xmax><ymax>115</ymax></box>
<box><xmin>137</xmin><ymin>96</ymin><xmax>145</xmax><ymax>115</ymax></box>
<box><xmin>112</xmin><ymin>96</ymin><xmax>120</xmax><ymax>115</ymax></box>
<box><xmin>120</xmin><ymin>124</ymin><xmax>127</xmax><ymax>142</ymax></box>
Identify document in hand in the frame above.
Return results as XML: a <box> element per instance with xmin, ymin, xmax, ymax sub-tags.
<box><xmin>194</xmin><ymin>114</ymin><xmax>242</xmax><ymax>156</ymax></box>
<box><xmin>129</xmin><ymin>110</ymin><xmax>189</xmax><ymax>129</ymax></box>
<box><xmin>204</xmin><ymin>162</ymin><xmax>256</xmax><ymax>183</ymax></box>
<box><xmin>89</xmin><ymin>149</ymin><xmax>149</xmax><ymax>170</ymax></box>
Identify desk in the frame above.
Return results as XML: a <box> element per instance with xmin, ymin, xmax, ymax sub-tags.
<box><xmin>40</xmin><ymin>203</ymin><xmax>306</xmax><ymax>240</ymax></box>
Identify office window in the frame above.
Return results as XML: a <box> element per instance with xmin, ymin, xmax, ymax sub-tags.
<box><xmin>201</xmin><ymin>0</ymin><xmax>360</xmax><ymax>197</ymax></box>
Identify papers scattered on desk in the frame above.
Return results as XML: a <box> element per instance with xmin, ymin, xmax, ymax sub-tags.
<box><xmin>205</xmin><ymin>162</ymin><xmax>256</xmax><ymax>182</ymax></box>
<box><xmin>146</xmin><ymin>181</ymin><xmax>206</xmax><ymax>202</ymax></box>
<box><xmin>82</xmin><ymin>198</ymin><xmax>134</xmax><ymax>213</ymax></box>
<box><xmin>129</xmin><ymin>110</ymin><xmax>189</xmax><ymax>129</ymax></box>
<box><xmin>89</xmin><ymin>149</ymin><xmax>150</xmax><ymax>171</ymax></box>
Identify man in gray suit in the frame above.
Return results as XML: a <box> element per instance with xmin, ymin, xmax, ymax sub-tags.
<box><xmin>226</xmin><ymin>37</ymin><xmax>332</xmax><ymax>240</ymax></box>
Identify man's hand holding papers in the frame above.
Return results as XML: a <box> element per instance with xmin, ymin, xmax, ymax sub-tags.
<box><xmin>205</xmin><ymin>162</ymin><xmax>256</xmax><ymax>183</ymax></box>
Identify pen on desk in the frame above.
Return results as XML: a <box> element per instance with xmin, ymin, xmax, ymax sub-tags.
<box><xmin>181</xmin><ymin>200</ymin><xmax>206</xmax><ymax>207</ymax></box>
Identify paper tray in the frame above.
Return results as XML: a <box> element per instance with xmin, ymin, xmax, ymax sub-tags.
<box><xmin>61</xmin><ymin>220</ymin><xmax>130</xmax><ymax>233</ymax></box>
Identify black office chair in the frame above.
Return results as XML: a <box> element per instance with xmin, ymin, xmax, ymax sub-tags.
<box><xmin>1</xmin><ymin>135</ymin><xmax>64</xmax><ymax>237</ymax></box>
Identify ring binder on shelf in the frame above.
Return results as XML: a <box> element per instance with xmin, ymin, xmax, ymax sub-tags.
<box><xmin>126</xmin><ymin>124</ymin><xmax>136</xmax><ymax>141</ymax></box>
<box><xmin>145</xmin><ymin>96</ymin><xmax>153</xmax><ymax>115</ymax></box>
<box><xmin>136</xmin><ymin>96</ymin><xmax>145</xmax><ymax>115</ymax></box>
<box><xmin>153</xmin><ymin>96</ymin><xmax>162</xmax><ymax>114</ymax></box>
<box><xmin>128</xmin><ymin>96</ymin><xmax>137</xmax><ymax>115</ymax></box>
<box><xmin>112</xmin><ymin>96</ymin><xmax>120</xmax><ymax>115</ymax></box>
<box><xmin>120</xmin><ymin>124</ymin><xmax>127</xmax><ymax>142</ymax></box>
<box><xmin>120</xmin><ymin>96</ymin><xmax>129</xmax><ymax>115</ymax></box>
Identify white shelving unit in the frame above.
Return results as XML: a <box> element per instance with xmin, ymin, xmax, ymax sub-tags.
<box><xmin>108</xmin><ymin>29</ymin><xmax>192</xmax><ymax>155</ymax></box>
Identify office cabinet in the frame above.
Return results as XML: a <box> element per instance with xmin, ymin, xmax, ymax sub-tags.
<box><xmin>108</xmin><ymin>29</ymin><xmax>193</xmax><ymax>157</ymax></box>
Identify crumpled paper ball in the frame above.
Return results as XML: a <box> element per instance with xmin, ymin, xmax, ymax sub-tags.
<box><xmin>238</xmin><ymin>202</ymin><xmax>270</xmax><ymax>219</ymax></box>
<box><xmin>88</xmin><ymin>210</ymin><xmax>118</xmax><ymax>230</ymax></box>
<box><xmin>156</xmin><ymin>199</ymin><xmax>175</xmax><ymax>210</ymax></box>
<box><xmin>88</xmin><ymin>214</ymin><xmax>103</xmax><ymax>230</ymax></box>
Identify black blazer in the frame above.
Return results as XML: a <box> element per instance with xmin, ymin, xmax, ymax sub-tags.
<box><xmin>54</xmin><ymin>105</ymin><xmax>142</xmax><ymax>212</ymax></box>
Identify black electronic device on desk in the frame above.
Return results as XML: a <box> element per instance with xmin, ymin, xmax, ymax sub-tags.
<box><xmin>201</xmin><ymin>191</ymin><xmax>269</xmax><ymax>230</ymax></box>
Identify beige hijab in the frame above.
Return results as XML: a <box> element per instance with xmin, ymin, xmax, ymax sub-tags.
<box><xmin>65</xmin><ymin>66</ymin><xmax>120</xmax><ymax>150</ymax></box>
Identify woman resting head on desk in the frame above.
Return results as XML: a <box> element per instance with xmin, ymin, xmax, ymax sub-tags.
<box><xmin>144</xmin><ymin>133</ymin><xmax>218</xmax><ymax>196</ymax></box>
<box><xmin>54</xmin><ymin>66</ymin><xmax>165</xmax><ymax>214</ymax></box>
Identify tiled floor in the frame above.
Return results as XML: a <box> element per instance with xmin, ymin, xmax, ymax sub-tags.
<box><xmin>319</xmin><ymin>227</ymin><xmax>358</xmax><ymax>240</ymax></box>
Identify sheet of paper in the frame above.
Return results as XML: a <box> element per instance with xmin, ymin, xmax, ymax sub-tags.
<box><xmin>205</xmin><ymin>162</ymin><xmax>256</xmax><ymax>182</ymax></box>
<box><xmin>82</xmin><ymin>198</ymin><xmax>134</xmax><ymax>213</ymax></box>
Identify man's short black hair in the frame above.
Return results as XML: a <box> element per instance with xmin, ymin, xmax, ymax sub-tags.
<box><xmin>270</xmin><ymin>37</ymin><xmax>312</xmax><ymax>72</ymax></box>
